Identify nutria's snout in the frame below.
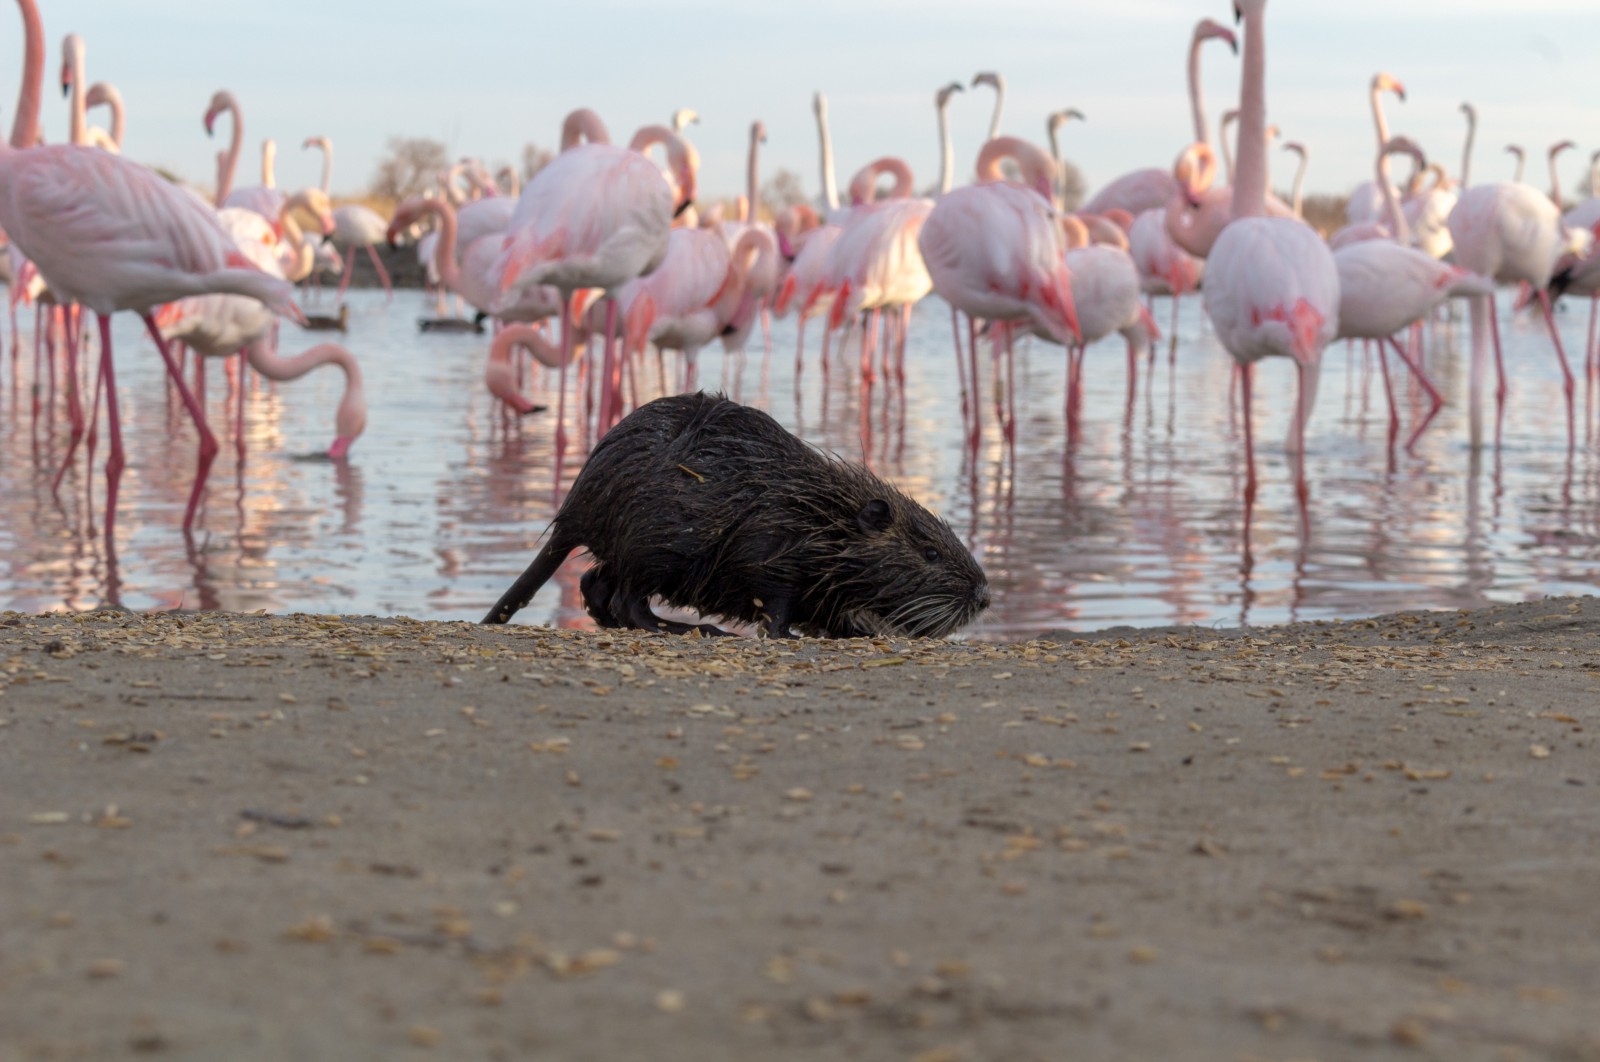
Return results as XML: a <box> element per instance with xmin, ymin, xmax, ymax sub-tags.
<box><xmin>974</xmin><ymin>583</ymin><xmax>992</xmax><ymax>613</ymax></box>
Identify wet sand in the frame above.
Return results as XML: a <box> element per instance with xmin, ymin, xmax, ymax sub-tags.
<box><xmin>3</xmin><ymin>598</ymin><xmax>1598</xmax><ymax>1061</ymax></box>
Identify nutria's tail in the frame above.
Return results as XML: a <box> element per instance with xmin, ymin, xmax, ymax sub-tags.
<box><xmin>480</xmin><ymin>541</ymin><xmax>573</xmax><ymax>624</ymax></box>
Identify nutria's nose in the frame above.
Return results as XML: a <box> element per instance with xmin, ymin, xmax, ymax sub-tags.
<box><xmin>975</xmin><ymin>584</ymin><xmax>992</xmax><ymax>612</ymax></box>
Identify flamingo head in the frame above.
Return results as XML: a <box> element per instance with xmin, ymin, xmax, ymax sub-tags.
<box><xmin>1172</xmin><ymin>143</ymin><xmax>1219</xmax><ymax>208</ymax></box>
<box><xmin>1460</xmin><ymin>101</ymin><xmax>1477</xmax><ymax>123</ymax></box>
<box><xmin>59</xmin><ymin>34</ymin><xmax>82</xmax><ymax>97</ymax></box>
<box><xmin>670</xmin><ymin>108</ymin><xmax>700</xmax><ymax>131</ymax></box>
<box><xmin>971</xmin><ymin>71</ymin><xmax>1003</xmax><ymax>92</ymax></box>
<box><xmin>1047</xmin><ymin>108</ymin><xmax>1085</xmax><ymax>136</ymax></box>
<box><xmin>1549</xmin><ymin>139</ymin><xmax>1576</xmax><ymax>160</ymax></box>
<box><xmin>1282</xmin><ymin>141</ymin><xmax>1307</xmax><ymax>160</ymax></box>
<box><xmin>1382</xmin><ymin>136</ymin><xmax>1427</xmax><ymax>172</ymax></box>
<box><xmin>1374</xmin><ymin>72</ymin><xmax>1406</xmax><ymax>103</ymax></box>
<box><xmin>302</xmin><ymin>135</ymin><xmax>329</xmax><ymax>152</ymax></box>
<box><xmin>936</xmin><ymin>81</ymin><xmax>964</xmax><ymax>108</ymax></box>
<box><xmin>1195</xmin><ymin>18</ymin><xmax>1237</xmax><ymax>53</ymax></box>
<box><xmin>203</xmin><ymin>91</ymin><xmax>233</xmax><ymax>137</ymax></box>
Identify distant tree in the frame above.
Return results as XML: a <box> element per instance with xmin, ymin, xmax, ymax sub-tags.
<box><xmin>370</xmin><ymin>136</ymin><xmax>450</xmax><ymax>201</ymax></box>
<box><xmin>522</xmin><ymin>143</ymin><xmax>554</xmax><ymax>183</ymax></box>
<box><xmin>761</xmin><ymin>168</ymin><xmax>807</xmax><ymax>215</ymax></box>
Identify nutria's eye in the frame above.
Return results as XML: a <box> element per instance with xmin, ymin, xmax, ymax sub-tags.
<box><xmin>922</xmin><ymin>547</ymin><xmax>940</xmax><ymax>563</ymax></box>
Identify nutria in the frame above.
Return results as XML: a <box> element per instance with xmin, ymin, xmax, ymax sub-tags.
<box><xmin>481</xmin><ymin>393</ymin><xmax>990</xmax><ymax>638</ymax></box>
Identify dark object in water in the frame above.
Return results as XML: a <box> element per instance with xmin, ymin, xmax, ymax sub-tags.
<box><xmin>301</xmin><ymin>304</ymin><xmax>349</xmax><ymax>332</ymax></box>
<box><xmin>481</xmin><ymin>393</ymin><xmax>989</xmax><ymax>638</ymax></box>
<box><xmin>419</xmin><ymin>312</ymin><xmax>487</xmax><ymax>334</ymax></box>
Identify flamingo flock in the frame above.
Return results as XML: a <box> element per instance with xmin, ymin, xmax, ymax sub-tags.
<box><xmin>4</xmin><ymin>0</ymin><xmax>1600</xmax><ymax>604</ymax></box>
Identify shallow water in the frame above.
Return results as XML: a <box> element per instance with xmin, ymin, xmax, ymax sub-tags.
<box><xmin>2</xmin><ymin>287</ymin><xmax>1598</xmax><ymax>637</ymax></box>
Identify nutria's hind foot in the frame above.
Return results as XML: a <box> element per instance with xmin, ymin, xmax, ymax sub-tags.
<box><xmin>580</xmin><ymin>567</ymin><xmax>625</xmax><ymax>628</ymax></box>
<box><xmin>625</xmin><ymin>597</ymin><xmax>732</xmax><ymax>637</ymax></box>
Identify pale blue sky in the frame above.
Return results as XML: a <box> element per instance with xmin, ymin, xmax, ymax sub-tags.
<box><xmin>35</xmin><ymin>0</ymin><xmax>1600</xmax><ymax>202</ymax></box>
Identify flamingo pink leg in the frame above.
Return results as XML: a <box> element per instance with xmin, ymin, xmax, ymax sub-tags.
<box><xmin>363</xmin><ymin>244</ymin><xmax>394</xmax><ymax>302</ymax></box>
<box><xmin>1385</xmin><ymin>334</ymin><xmax>1444</xmax><ymax>451</ymax></box>
<box><xmin>950</xmin><ymin>305</ymin><xmax>970</xmax><ymax>429</ymax></box>
<box><xmin>142</xmin><ymin>313</ymin><xmax>218</xmax><ymax>532</ymax></box>
<box><xmin>1536</xmin><ymin>289</ymin><xmax>1577</xmax><ymax>448</ymax></box>
<box><xmin>1239</xmin><ymin>359</ymin><xmax>1257</xmax><ymax>551</ymax></box>
<box><xmin>336</xmin><ymin>246</ymin><xmax>357</xmax><ymax>301</ymax></box>
<box><xmin>554</xmin><ymin>300</ymin><xmax>572</xmax><ymax>465</ymax></box>
<box><xmin>96</xmin><ymin>314</ymin><xmax>124</xmax><ymax>555</ymax></box>
<box><xmin>1374</xmin><ymin>337</ymin><xmax>1399</xmax><ymax>455</ymax></box>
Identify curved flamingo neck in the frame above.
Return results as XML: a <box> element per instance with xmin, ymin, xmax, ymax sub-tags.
<box><xmin>561</xmin><ymin>109</ymin><xmax>610</xmax><ymax>149</ymax></box>
<box><xmin>628</xmin><ymin>126</ymin><xmax>696</xmax><ymax>211</ymax></box>
<box><xmin>814</xmin><ymin>92</ymin><xmax>839</xmax><ymax>212</ymax></box>
<box><xmin>1219</xmin><ymin>110</ymin><xmax>1238</xmax><ymax>184</ymax></box>
<box><xmin>715</xmin><ymin>230</ymin><xmax>776</xmax><ymax>321</ymax></box>
<box><xmin>1376</xmin><ymin>144</ymin><xmax>1415</xmax><ymax>244</ymax></box>
<box><xmin>1548</xmin><ymin>144</ymin><xmax>1572</xmax><ymax>211</ymax></box>
<box><xmin>1231</xmin><ymin>2</ymin><xmax>1269</xmax><ymax>221</ymax></box>
<box><xmin>1370</xmin><ymin>79</ymin><xmax>1391</xmax><ymax>148</ymax></box>
<box><xmin>980</xmin><ymin>74</ymin><xmax>1005</xmax><ymax>141</ymax></box>
<box><xmin>394</xmin><ymin>199</ymin><xmax>460</xmax><ymax>293</ymax></box>
<box><xmin>975</xmin><ymin>137</ymin><xmax>1053</xmax><ymax>200</ymax></box>
<box><xmin>304</xmin><ymin>136</ymin><xmax>332</xmax><ymax>194</ymax></box>
<box><xmin>63</xmin><ymin>34</ymin><xmax>86</xmax><ymax>146</ymax></box>
<box><xmin>1188</xmin><ymin>21</ymin><xmax>1234</xmax><ymax>146</ymax></box>
<box><xmin>210</xmin><ymin>93</ymin><xmax>243</xmax><ymax>205</ymax></box>
<box><xmin>1507</xmin><ymin>146</ymin><xmax>1525</xmax><ymax>183</ymax></box>
<box><xmin>9</xmin><ymin>0</ymin><xmax>42</xmax><ymax>149</ymax></box>
<box><xmin>938</xmin><ymin>92</ymin><xmax>956</xmax><ymax>196</ymax></box>
<box><xmin>86</xmin><ymin>82</ymin><xmax>122</xmax><ymax>146</ymax></box>
<box><xmin>244</xmin><ymin>339</ymin><xmax>365</xmax><ymax>448</ymax></box>
<box><xmin>848</xmin><ymin>157</ymin><xmax>915</xmax><ymax>204</ymax></box>
<box><xmin>1460</xmin><ymin>104</ymin><xmax>1476</xmax><ymax>189</ymax></box>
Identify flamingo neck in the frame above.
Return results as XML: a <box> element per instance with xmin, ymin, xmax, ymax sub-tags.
<box><xmin>9</xmin><ymin>0</ymin><xmax>42</xmax><ymax>149</ymax></box>
<box><xmin>316</xmin><ymin>138</ymin><xmax>332</xmax><ymax>195</ymax></box>
<box><xmin>1291</xmin><ymin>153</ymin><xmax>1306</xmax><ymax>218</ymax></box>
<box><xmin>938</xmin><ymin>97</ymin><xmax>955</xmax><ymax>196</ymax></box>
<box><xmin>1231</xmin><ymin>3</ymin><xmax>1269</xmax><ymax>221</ymax></box>
<box><xmin>1548</xmin><ymin>148</ymin><xmax>1566</xmax><ymax>211</ymax></box>
<box><xmin>975</xmin><ymin>137</ymin><xmax>1053</xmax><ymax>200</ymax></box>
<box><xmin>746</xmin><ymin>123</ymin><xmax>762</xmax><ymax>224</ymax></box>
<box><xmin>87</xmin><ymin>82</ymin><xmax>123</xmax><ymax>146</ymax></box>
<box><xmin>1219</xmin><ymin>112</ymin><xmax>1237</xmax><ymax>185</ymax></box>
<box><xmin>815</xmin><ymin>92</ymin><xmax>839</xmax><ymax>212</ymax></box>
<box><xmin>1187</xmin><ymin>27</ymin><xmax>1210</xmax><ymax>146</ymax></box>
<box><xmin>1370</xmin><ymin>82</ymin><xmax>1390</xmax><ymax>149</ymax></box>
<box><xmin>561</xmin><ymin>109</ymin><xmax>610</xmax><ymax>149</ymax></box>
<box><xmin>64</xmin><ymin>36</ymin><xmax>86</xmax><ymax>146</ymax></box>
<box><xmin>215</xmin><ymin>96</ymin><xmax>242</xmax><ymax>205</ymax></box>
<box><xmin>985</xmin><ymin>78</ymin><xmax>1004</xmax><ymax>141</ymax></box>
<box><xmin>1460</xmin><ymin>107</ymin><xmax>1476</xmax><ymax>189</ymax></box>
<box><xmin>1377</xmin><ymin>150</ymin><xmax>1411</xmax><ymax>244</ymax></box>
<box><xmin>261</xmin><ymin>139</ymin><xmax>276</xmax><ymax>188</ymax></box>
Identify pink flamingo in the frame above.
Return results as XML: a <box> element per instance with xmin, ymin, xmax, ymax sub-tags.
<box><xmin>492</xmin><ymin>108</ymin><xmax>695</xmax><ymax>455</ymax></box>
<box><xmin>1082</xmin><ymin>21</ymin><xmax>1236</xmax><ymax>218</ymax></box>
<box><xmin>1402</xmin><ymin>162</ymin><xmax>1458</xmax><ymax>260</ymax></box>
<box><xmin>1459</xmin><ymin>102</ymin><xmax>1478</xmax><ymax>189</ymax></box>
<box><xmin>385</xmin><ymin>196</ymin><xmax>561</xmax><ymax>413</ymax></box>
<box><xmin>1332</xmin><ymin>148</ymin><xmax>1493</xmax><ymax>451</ymax></box>
<box><xmin>156</xmin><ymin>209</ymin><xmax>365</xmax><ymax>460</ymax></box>
<box><xmin>1345</xmin><ymin>73</ymin><xmax>1407</xmax><ymax>225</ymax></box>
<box><xmin>1329</xmin><ymin>138</ymin><xmax>1426</xmax><ymax>248</ymax></box>
<box><xmin>1449</xmin><ymin>158</ymin><xmax>1582</xmax><ymax>446</ymax></box>
<box><xmin>484</xmin><ymin>323</ymin><xmax>576</xmax><ymax>414</ymax></box>
<box><xmin>610</xmin><ymin>227</ymin><xmax>777</xmax><ymax>392</ymax></box>
<box><xmin>921</xmin><ymin>136</ymin><xmax>1081</xmax><ymax>443</ymax></box>
<box><xmin>1</xmin><ymin>1</ymin><xmax>303</xmax><ymax>541</ymax></box>
<box><xmin>1202</xmin><ymin>0</ymin><xmax>1340</xmax><ymax>537</ymax></box>
<box><xmin>813</xmin><ymin>91</ymin><xmax>841</xmax><ymax>216</ymax></box>
<box><xmin>821</xmin><ymin>158</ymin><xmax>934</xmax><ymax>389</ymax></box>
<box><xmin>1546</xmin><ymin>140</ymin><xmax>1576</xmax><ymax>212</ymax></box>
<box><xmin>297</xmin><ymin>133</ymin><xmax>394</xmax><ymax>301</ymax></box>
<box><xmin>1060</xmin><ymin>219</ymin><xmax>1159</xmax><ymax>422</ymax></box>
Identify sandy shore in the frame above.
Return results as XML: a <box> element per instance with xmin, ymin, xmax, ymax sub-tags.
<box><xmin>3</xmin><ymin>599</ymin><xmax>1599</xmax><ymax>1061</ymax></box>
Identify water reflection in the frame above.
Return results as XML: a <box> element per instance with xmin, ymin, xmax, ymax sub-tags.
<box><xmin>2</xmin><ymin>289</ymin><xmax>1599</xmax><ymax>636</ymax></box>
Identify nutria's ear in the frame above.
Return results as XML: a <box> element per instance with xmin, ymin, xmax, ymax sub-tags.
<box><xmin>857</xmin><ymin>499</ymin><xmax>894</xmax><ymax>534</ymax></box>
